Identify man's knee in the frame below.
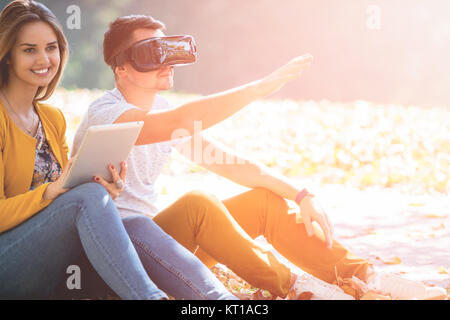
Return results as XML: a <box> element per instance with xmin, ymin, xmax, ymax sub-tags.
<box><xmin>251</xmin><ymin>187</ymin><xmax>290</xmax><ymax>213</ymax></box>
<box><xmin>176</xmin><ymin>190</ymin><xmax>226</xmax><ymax>222</ymax></box>
<box><xmin>251</xmin><ymin>187</ymin><xmax>284</xmax><ymax>203</ymax></box>
<box><xmin>180</xmin><ymin>190</ymin><xmax>220</xmax><ymax>206</ymax></box>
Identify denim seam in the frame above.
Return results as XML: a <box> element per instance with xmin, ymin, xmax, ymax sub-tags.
<box><xmin>129</xmin><ymin>235</ymin><xmax>209</xmax><ymax>300</ymax></box>
<box><xmin>77</xmin><ymin>201</ymin><xmax>142</xmax><ymax>299</ymax></box>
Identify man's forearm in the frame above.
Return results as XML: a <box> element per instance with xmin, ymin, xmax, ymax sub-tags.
<box><xmin>121</xmin><ymin>54</ymin><xmax>312</xmax><ymax>145</ymax></box>
<box><xmin>240</xmin><ymin>161</ymin><xmax>300</xmax><ymax>201</ymax></box>
<box><xmin>117</xmin><ymin>80</ymin><xmax>263</xmax><ymax>145</ymax></box>
<box><xmin>127</xmin><ymin>78</ymin><xmax>275</xmax><ymax>145</ymax></box>
<box><xmin>206</xmin><ymin>154</ymin><xmax>301</xmax><ymax>202</ymax></box>
<box><xmin>135</xmin><ymin>78</ymin><xmax>283</xmax><ymax>145</ymax></box>
<box><xmin>176</xmin><ymin>55</ymin><xmax>314</xmax><ymax>134</ymax></box>
<box><xmin>177</xmin><ymin>78</ymin><xmax>272</xmax><ymax>131</ymax></box>
<box><xmin>177</xmin><ymin>55</ymin><xmax>312</xmax><ymax>135</ymax></box>
<box><xmin>187</xmin><ymin>135</ymin><xmax>303</xmax><ymax>201</ymax></box>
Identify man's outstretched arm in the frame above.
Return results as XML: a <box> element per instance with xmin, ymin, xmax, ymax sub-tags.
<box><xmin>173</xmin><ymin>133</ymin><xmax>334</xmax><ymax>249</ymax></box>
<box><xmin>114</xmin><ymin>54</ymin><xmax>313</xmax><ymax>145</ymax></box>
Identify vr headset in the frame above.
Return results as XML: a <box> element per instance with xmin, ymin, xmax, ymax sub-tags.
<box><xmin>112</xmin><ymin>35</ymin><xmax>197</xmax><ymax>72</ymax></box>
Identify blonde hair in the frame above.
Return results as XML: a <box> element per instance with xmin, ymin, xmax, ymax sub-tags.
<box><xmin>0</xmin><ymin>0</ymin><xmax>68</xmax><ymax>101</ymax></box>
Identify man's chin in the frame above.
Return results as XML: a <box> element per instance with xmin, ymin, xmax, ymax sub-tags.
<box><xmin>157</xmin><ymin>82</ymin><xmax>173</xmax><ymax>91</ymax></box>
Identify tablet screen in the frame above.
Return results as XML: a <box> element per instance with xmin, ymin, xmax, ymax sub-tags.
<box><xmin>63</xmin><ymin>121</ymin><xmax>144</xmax><ymax>189</ymax></box>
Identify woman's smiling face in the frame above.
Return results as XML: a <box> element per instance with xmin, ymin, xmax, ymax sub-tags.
<box><xmin>7</xmin><ymin>20</ymin><xmax>60</xmax><ymax>89</ymax></box>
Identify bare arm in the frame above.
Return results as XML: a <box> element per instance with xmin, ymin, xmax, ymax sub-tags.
<box><xmin>174</xmin><ymin>134</ymin><xmax>300</xmax><ymax>200</ymax></box>
<box><xmin>115</xmin><ymin>54</ymin><xmax>313</xmax><ymax>145</ymax></box>
<box><xmin>174</xmin><ymin>133</ymin><xmax>334</xmax><ymax>248</ymax></box>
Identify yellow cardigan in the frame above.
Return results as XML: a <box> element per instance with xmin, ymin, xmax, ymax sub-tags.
<box><xmin>0</xmin><ymin>101</ymin><xmax>69</xmax><ymax>233</ymax></box>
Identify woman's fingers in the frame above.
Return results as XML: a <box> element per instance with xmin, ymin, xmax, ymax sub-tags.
<box><xmin>94</xmin><ymin>175</ymin><xmax>118</xmax><ymax>199</ymax></box>
<box><xmin>119</xmin><ymin>161</ymin><xmax>127</xmax><ymax>182</ymax></box>
<box><xmin>108</xmin><ymin>163</ymin><xmax>121</xmax><ymax>183</ymax></box>
<box><xmin>55</xmin><ymin>157</ymin><xmax>75</xmax><ymax>192</ymax></box>
<box><xmin>60</xmin><ymin>157</ymin><xmax>74</xmax><ymax>178</ymax></box>
<box><xmin>91</xmin><ymin>162</ymin><xmax>127</xmax><ymax>200</ymax></box>
<box><xmin>67</xmin><ymin>157</ymin><xmax>75</xmax><ymax>168</ymax></box>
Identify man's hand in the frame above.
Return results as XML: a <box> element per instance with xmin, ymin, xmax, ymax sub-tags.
<box><xmin>260</xmin><ymin>54</ymin><xmax>313</xmax><ymax>96</ymax></box>
<box><xmin>297</xmin><ymin>195</ymin><xmax>334</xmax><ymax>249</ymax></box>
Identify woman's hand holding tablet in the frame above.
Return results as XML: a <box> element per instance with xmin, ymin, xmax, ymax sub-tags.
<box><xmin>60</xmin><ymin>121</ymin><xmax>143</xmax><ymax>192</ymax></box>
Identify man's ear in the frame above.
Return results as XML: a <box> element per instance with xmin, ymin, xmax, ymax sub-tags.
<box><xmin>114</xmin><ymin>64</ymin><xmax>127</xmax><ymax>79</ymax></box>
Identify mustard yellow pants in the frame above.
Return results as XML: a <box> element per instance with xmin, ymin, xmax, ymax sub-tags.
<box><xmin>152</xmin><ymin>187</ymin><xmax>370</xmax><ymax>298</ymax></box>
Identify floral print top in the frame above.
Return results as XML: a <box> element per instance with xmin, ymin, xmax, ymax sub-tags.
<box><xmin>29</xmin><ymin>120</ymin><xmax>63</xmax><ymax>190</ymax></box>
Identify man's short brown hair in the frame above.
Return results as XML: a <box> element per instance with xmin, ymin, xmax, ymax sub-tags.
<box><xmin>103</xmin><ymin>15</ymin><xmax>165</xmax><ymax>71</ymax></box>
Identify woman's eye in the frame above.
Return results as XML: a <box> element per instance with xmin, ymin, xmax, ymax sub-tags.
<box><xmin>24</xmin><ymin>48</ymin><xmax>34</xmax><ymax>53</ymax></box>
<box><xmin>47</xmin><ymin>45</ymin><xmax>58</xmax><ymax>51</ymax></box>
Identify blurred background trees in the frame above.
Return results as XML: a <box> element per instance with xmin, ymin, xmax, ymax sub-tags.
<box><xmin>1</xmin><ymin>0</ymin><xmax>450</xmax><ymax>107</ymax></box>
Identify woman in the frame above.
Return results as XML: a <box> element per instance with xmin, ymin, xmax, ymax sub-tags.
<box><xmin>72</xmin><ymin>14</ymin><xmax>448</xmax><ymax>300</ymax></box>
<box><xmin>0</xmin><ymin>0</ymin><xmax>238</xmax><ymax>300</ymax></box>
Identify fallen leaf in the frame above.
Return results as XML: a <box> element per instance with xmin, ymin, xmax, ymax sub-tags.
<box><xmin>432</xmin><ymin>223</ymin><xmax>446</xmax><ymax>231</ymax></box>
<box><xmin>256</xmin><ymin>290</ymin><xmax>273</xmax><ymax>300</ymax></box>
<box><xmin>360</xmin><ymin>291</ymin><xmax>392</xmax><ymax>300</ymax></box>
<box><xmin>364</xmin><ymin>227</ymin><xmax>377</xmax><ymax>235</ymax></box>
<box><xmin>297</xmin><ymin>291</ymin><xmax>314</xmax><ymax>300</ymax></box>
<box><xmin>438</xmin><ymin>266</ymin><xmax>448</xmax><ymax>274</ymax></box>
<box><xmin>335</xmin><ymin>275</ymin><xmax>368</xmax><ymax>299</ymax></box>
<box><xmin>408</xmin><ymin>203</ymin><xmax>424</xmax><ymax>207</ymax></box>
<box><xmin>227</xmin><ymin>279</ymin><xmax>241</xmax><ymax>291</ymax></box>
<box><xmin>381</xmin><ymin>256</ymin><xmax>402</xmax><ymax>265</ymax></box>
<box><xmin>425</xmin><ymin>213</ymin><xmax>447</xmax><ymax>218</ymax></box>
<box><xmin>339</xmin><ymin>228</ymin><xmax>376</xmax><ymax>239</ymax></box>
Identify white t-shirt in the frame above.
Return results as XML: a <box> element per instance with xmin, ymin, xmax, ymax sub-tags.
<box><xmin>72</xmin><ymin>88</ymin><xmax>180</xmax><ymax>218</ymax></box>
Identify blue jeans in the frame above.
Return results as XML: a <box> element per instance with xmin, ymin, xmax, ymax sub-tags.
<box><xmin>0</xmin><ymin>183</ymin><xmax>167</xmax><ymax>300</ymax></box>
<box><xmin>53</xmin><ymin>215</ymin><xmax>237</xmax><ymax>300</ymax></box>
<box><xmin>122</xmin><ymin>215</ymin><xmax>237</xmax><ymax>300</ymax></box>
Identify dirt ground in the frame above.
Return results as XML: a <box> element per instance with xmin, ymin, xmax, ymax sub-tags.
<box><xmin>155</xmin><ymin>172</ymin><xmax>450</xmax><ymax>294</ymax></box>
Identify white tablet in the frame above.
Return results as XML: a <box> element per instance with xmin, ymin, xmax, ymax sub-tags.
<box><xmin>63</xmin><ymin>121</ymin><xmax>144</xmax><ymax>189</ymax></box>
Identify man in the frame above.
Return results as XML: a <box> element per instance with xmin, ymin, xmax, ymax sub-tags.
<box><xmin>72</xmin><ymin>15</ymin><xmax>447</xmax><ymax>300</ymax></box>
